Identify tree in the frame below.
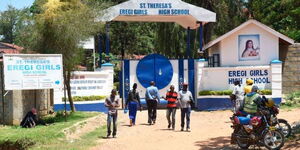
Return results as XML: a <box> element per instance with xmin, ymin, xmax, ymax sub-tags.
<box><xmin>33</xmin><ymin>0</ymin><xmax>105</xmax><ymax>112</ymax></box>
<box><xmin>247</xmin><ymin>0</ymin><xmax>300</xmax><ymax>42</ymax></box>
<box><xmin>0</xmin><ymin>6</ymin><xmax>20</xmax><ymax>43</ymax></box>
<box><xmin>109</xmin><ymin>22</ymin><xmax>155</xmax><ymax>57</ymax></box>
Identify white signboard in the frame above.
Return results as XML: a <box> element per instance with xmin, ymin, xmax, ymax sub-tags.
<box><xmin>199</xmin><ymin>66</ymin><xmax>271</xmax><ymax>91</ymax></box>
<box><xmin>70</xmin><ymin>72</ymin><xmax>112</xmax><ymax>96</ymax></box>
<box><xmin>3</xmin><ymin>54</ymin><xmax>63</xmax><ymax>90</ymax></box>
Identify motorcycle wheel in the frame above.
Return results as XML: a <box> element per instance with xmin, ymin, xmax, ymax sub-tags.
<box><xmin>277</xmin><ymin>119</ymin><xmax>292</xmax><ymax>138</ymax></box>
<box><xmin>263</xmin><ymin>130</ymin><xmax>284</xmax><ymax>150</ymax></box>
<box><xmin>236</xmin><ymin>129</ymin><xmax>250</xmax><ymax>149</ymax></box>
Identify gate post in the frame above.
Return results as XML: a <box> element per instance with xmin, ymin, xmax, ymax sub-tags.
<box><xmin>196</xmin><ymin>59</ymin><xmax>207</xmax><ymax>110</ymax></box>
<box><xmin>271</xmin><ymin>60</ymin><xmax>282</xmax><ymax>104</ymax></box>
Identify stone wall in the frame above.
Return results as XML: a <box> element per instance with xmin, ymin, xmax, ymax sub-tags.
<box><xmin>282</xmin><ymin>43</ymin><xmax>300</xmax><ymax>94</ymax></box>
<box><xmin>0</xmin><ymin>89</ymin><xmax>53</xmax><ymax>125</ymax></box>
<box><xmin>0</xmin><ymin>63</ymin><xmax>53</xmax><ymax>125</ymax></box>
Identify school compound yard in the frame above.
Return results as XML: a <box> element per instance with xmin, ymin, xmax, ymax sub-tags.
<box><xmin>89</xmin><ymin>109</ymin><xmax>300</xmax><ymax>150</ymax></box>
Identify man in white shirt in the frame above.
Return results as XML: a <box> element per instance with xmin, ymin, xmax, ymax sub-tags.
<box><xmin>104</xmin><ymin>89</ymin><xmax>120</xmax><ymax>138</ymax></box>
<box><xmin>232</xmin><ymin>80</ymin><xmax>244</xmax><ymax>113</ymax></box>
<box><xmin>178</xmin><ymin>83</ymin><xmax>193</xmax><ymax>132</ymax></box>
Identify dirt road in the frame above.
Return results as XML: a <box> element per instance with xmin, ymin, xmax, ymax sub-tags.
<box><xmin>90</xmin><ymin>109</ymin><xmax>300</xmax><ymax>150</ymax></box>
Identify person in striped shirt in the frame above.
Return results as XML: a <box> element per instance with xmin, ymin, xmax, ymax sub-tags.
<box><xmin>163</xmin><ymin>85</ymin><xmax>178</xmax><ymax>130</ymax></box>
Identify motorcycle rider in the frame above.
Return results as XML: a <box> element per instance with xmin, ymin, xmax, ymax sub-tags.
<box><xmin>243</xmin><ymin>85</ymin><xmax>264</xmax><ymax>115</ymax></box>
<box><xmin>231</xmin><ymin>85</ymin><xmax>262</xmax><ymax>144</ymax></box>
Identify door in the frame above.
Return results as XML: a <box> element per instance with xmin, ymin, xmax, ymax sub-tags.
<box><xmin>136</xmin><ymin>54</ymin><xmax>173</xmax><ymax>90</ymax></box>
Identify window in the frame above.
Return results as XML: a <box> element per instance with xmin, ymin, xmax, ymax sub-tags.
<box><xmin>213</xmin><ymin>54</ymin><xmax>220</xmax><ymax>67</ymax></box>
<box><xmin>208</xmin><ymin>54</ymin><xmax>220</xmax><ymax>67</ymax></box>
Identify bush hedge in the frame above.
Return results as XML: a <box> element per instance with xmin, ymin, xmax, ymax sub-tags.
<box><xmin>283</xmin><ymin>92</ymin><xmax>300</xmax><ymax>106</ymax></box>
<box><xmin>62</xmin><ymin>95</ymin><xmax>106</xmax><ymax>102</ymax></box>
<box><xmin>198</xmin><ymin>89</ymin><xmax>272</xmax><ymax>96</ymax></box>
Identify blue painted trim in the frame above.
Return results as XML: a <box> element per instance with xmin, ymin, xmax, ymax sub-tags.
<box><xmin>178</xmin><ymin>59</ymin><xmax>184</xmax><ymax>90</ymax></box>
<box><xmin>188</xmin><ymin>59</ymin><xmax>195</xmax><ymax>100</ymax></box>
<box><xmin>54</xmin><ymin>99</ymin><xmax>168</xmax><ymax>112</ymax></box>
<box><xmin>273</xmin><ymin>97</ymin><xmax>282</xmax><ymax>105</ymax></box>
<box><xmin>124</xmin><ymin>60</ymin><xmax>130</xmax><ymax>100</ymax></box>
<box><xmin>271</xmin><ymin>60</ymin><xmax>282</xmax><ymax>64</ymax></box>
<box><xmin>186</xmin><ymin>27</ymin><xmax>191</xmax><ymax>58</ymax></box>
<box><xmin>197</xmin><ymin>59</ymin><xmax>206</xmax><ymax>62</ymax></box>
<box><xmin>105</xmin><ymin>23</ymin><xmax>110</xmax><ymax>55</ymax></box>
<box><xmin>197</xmin><ymin>97</ymin><xmax>234</xmax><ymax>111</ymax></box>
<box><xmin>199</xmin><ymin>22</ymin><xmax>203</xmax><ymax>52</ymax></box>
<box><xmin>55</xmin><ymin>102</ymin><xmax>107</xmax><ymax>112</ymax></box>
<box><xmin>101</xmin><ymin>63</ymin><xmax>114</xmax><ymax>67</ymax></box>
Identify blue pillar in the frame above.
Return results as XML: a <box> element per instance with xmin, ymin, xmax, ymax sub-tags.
<box><xmin>199</xmin><ymin>22</ymin><xmax>203</xmax><ymax>52</ymax></box>
<box><xmin>105</xmin><ymin>23</ymin><xmax>110</xmax><ymax>55</ymax></box>
<box><xmin>98</xmin><ymin>34</ymin><xmax>102</xmax><ymax>67</ymax></box>
<box><xmin>186</xmin><ymin>27</ymin><xmax>191</xmax><ymax>58</ymax></box>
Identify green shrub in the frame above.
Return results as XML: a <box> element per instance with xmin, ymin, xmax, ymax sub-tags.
<box><xmin>285</xmin><ymin>91</ymin><xmax>300</xmax><ymax>101</ymax></box>
<box><xmin>259</xmin><ymin>89</ymin><xmax>272</xmax><ymax>95</ymax></box>
<box><xmin>223</xmin><ymin>90</ymin><xmax>233</xmax><ymax>95</ymax></box>
<box><xmin>283</xmin><ymin>92</ymin><xmax>300</xmax><ymax>107</ymax></box>
<box><xmin>215</xmin><ymin>91</ymin><xmax>224</xmax><ymax>95</ymax></box>
<box><xmin>198</xmin><ymin>90</ymin><xmax>233</xmax><ymax>96</ymax></box>
<box><xmin>0</xmin><ymin>138</ymin><xmax>35</xmax><ymax>150</ymax></box>
<box><xmin>198</xmin><ymin>89</ymin><xmax>273</xmax><ymax>96</ymax></box>
<box><xmin>199</xmin><ymin>90</ymin><xmax>212</xmax><ymax>95</ymax></box>
<box><xmin>62</xmin><ymin>95</ymin><xmax>106</xmax><ymax>102</ymax></box>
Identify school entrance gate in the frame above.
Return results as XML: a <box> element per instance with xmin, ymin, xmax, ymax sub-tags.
<box><xmin>120</xmin><ymin>54</ymin><xmax>196</xmax><ymax>107</ymax></box>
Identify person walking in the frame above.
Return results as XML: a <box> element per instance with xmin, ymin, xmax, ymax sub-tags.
<box><xmin>232</xmin><ymin>80</ymin><xmax>244</xmax><ymax>113</ymax></box>
<box><xmin>178</xmin><ymin>83</ymin><xmax>193</xmax><ymax>132</ymax></box>
<box><xmin>104</xmin><ymin>89</ymin><xmax>120</xmax><ymax>138</ymax></box>
<box><xmin>125</xmin><ymin>83</ymin><xmax>142</xmax><ymax>126</ymax></box>
<box><xmin>145</xmin><ymin>81</ymin><xmax>160</xmax><ymax>125</ymax></box>
<box><xmin>162</xmin><ymin>85</ymin><xmax>178</xmax><ymax>130</ymax></box>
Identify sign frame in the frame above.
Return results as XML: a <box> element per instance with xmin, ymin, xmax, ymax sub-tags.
<box><xmin>3</xmin><ymin>54</ymin><xmax>63</xmax><ymax>90</ymax></box>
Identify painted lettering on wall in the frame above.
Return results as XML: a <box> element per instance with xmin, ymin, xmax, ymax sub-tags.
<box><xmin>70</xmin><ymin>75</ymin><xmax>107</xmax><ymax>96</ymax></box>
<box><xmin>119</xmin><ymin>3</ymin><xmax>189</xmax><ymax>16</ymax></box>
<box><xmin>227</xmin><ymin>69</ymin><xmax>270</xmax><ymax>84</ymax></box>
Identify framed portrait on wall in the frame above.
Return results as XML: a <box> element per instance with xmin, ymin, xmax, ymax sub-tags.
<box><xmin>238</xmin><ymin>34</ymin><xmax>260</xmax><ymax>61</ymax></box>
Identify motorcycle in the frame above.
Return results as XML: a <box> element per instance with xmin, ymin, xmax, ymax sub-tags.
<box><xmin>266</xmin><ymin>105</ymin><xmax>292</xmax><ymax>138</ymax></box>
<box><xmin>230</xmin><ymin>110</ymin><xmax>285</xmax><ymax>150</ymax></box>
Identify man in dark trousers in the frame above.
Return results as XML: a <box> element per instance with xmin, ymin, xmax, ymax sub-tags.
<box><xmin>178</xmin><ymin>83</ymin><xmax>194</xmax><ymax>132</ymax></box>
<box><xmin>105</xmin><ymin>89</ymin><xmax>120</xmax><ymax>138</ymax></box>
<box><xmin>145</xmin><ymin>81</ymin><xmax>160</xmax><ymax>125</ymax></box>
<box><xmin>163</xmin><ymin>85</ymin><xmax>178</xmax><ymax>130</ymax></box>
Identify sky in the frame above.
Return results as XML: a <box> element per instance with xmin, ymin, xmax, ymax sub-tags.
<box><xmin>0</xmin><ymin>0</ymin><xmax>35</xmax><ymax>12</ymax></box>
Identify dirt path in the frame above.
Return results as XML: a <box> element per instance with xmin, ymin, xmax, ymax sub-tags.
<box><xmin>90</xmin><ymin>109</ymin><xmax>300</xmax><ymax>150</ymax></box>
<box><xmin>64</xmin><ymin>114</ymin><xmax>106</xmax><ymax>141</ymax></box>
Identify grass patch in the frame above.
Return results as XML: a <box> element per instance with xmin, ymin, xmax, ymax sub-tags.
<box><xmin>31</xmin><ymin>126</ymin><xmax>106</xmax><ymax>150</ymax></box>
<box><xmin>280</xmin><ymin>103</ymin><xmax>300</xmax><ymax>110</ymax></box>
<box><xmin>0</xmin><ymin>111</ymin><xmax>100</xmax><ymax>149</ymax></box>
<box><xmin>281</xmin><ymin>91</ymin><xmax>300</xmax><ymax>110</ymax></box>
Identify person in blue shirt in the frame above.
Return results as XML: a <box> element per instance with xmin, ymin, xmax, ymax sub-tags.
<box><xmin>145</xmin><ymin>81</ymin><xmax>160</xmax><ymax>125</ymax></box>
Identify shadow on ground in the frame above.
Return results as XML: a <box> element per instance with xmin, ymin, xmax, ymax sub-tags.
<box><xmin>194</xmin><ymin>136</ymin><xmax>235</xmax><ymax>150</ymax></box>
<box><xmin>284</xmin><ymin>137</ymin><xmax>300</xmax><ymax>150</ymax></box>
<box><xmin>194</xmin><ymin>136</ymin><xmax>266</xmax><ymax>150</ymax></box>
